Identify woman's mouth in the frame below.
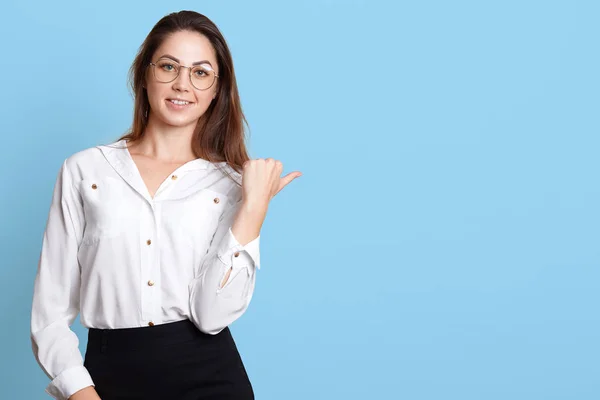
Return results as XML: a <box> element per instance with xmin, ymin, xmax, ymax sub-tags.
<box><xmin>165</xmin><ymin>99</ymin><xmax>194</xmax><ymax>110</ymax></box>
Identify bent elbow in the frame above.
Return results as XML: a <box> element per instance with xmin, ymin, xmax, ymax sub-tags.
<box><xmin>194</xmin><ymin>314</ymin><xmax>226</xmax><ymax>335</ymax></box>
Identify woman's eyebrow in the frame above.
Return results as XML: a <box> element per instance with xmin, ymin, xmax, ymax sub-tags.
<box><xmin>159</xmin><ymin>54</ymin><xmax>213</xmax><ymax>67</ymax></box>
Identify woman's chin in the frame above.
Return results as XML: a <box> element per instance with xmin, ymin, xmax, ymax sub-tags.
<box><xmin>151</xmin><ymin>113</ymin><xmax>200</xmax><ymax>128</ymax></box>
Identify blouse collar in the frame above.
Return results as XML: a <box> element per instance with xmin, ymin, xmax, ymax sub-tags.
<box><xmin>96</xmin><ymin>139</ymin><xmax>229</xmax><ymax>202</ymax></box>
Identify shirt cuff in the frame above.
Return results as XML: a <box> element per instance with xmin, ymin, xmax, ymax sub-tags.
<box><xmin>45</xmin><ymin>365</ymin><xmax>95</xmax><ymax>400</ymax></box>
<box><xmin>217</xmin><ymin>227</ymin><xmax>261</xmax><ymax>270</ymax></box>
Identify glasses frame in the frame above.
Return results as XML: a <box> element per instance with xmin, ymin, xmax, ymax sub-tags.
<box><xmin>148</xmin><ymin>59</ymin><xmax>219</xmax><ymax>91</ymax></box>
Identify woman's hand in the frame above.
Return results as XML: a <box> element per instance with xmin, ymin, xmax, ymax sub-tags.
<box><xmin>241</xmin><ymin>158</ymin><xmax>302</xmax><ymax>210</ymax></box>
<box><xmin>68</xmin><ymin>385</ymin><xmax>101</xmax><ymax>399</ymax></box>
<box><xmin>230</xmin><ymin>158</ymin><xmax>301</xmax><ymax>247</ymax></box>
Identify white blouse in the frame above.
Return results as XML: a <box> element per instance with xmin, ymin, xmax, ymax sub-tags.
<box><xmin>30</xmin><ymin>139</ymin><xmax>261</xmax><ymax>400</ymax></box>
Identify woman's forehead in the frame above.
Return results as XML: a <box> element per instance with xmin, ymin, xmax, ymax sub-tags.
<box><xmin>155</xmin><ymin>31</ymin><xmax>217</xmax><ymax>65</ymax></box>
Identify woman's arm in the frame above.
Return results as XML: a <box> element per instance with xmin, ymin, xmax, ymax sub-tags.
<box><xmin>188</xmin><ymin>158</ymin><xmax>300</xmax><ymax>335</ymax></box>
<box><xmin>187</xmin><ymin>198</ymin><xmax>264</xmax><ymax>335</ymax></box>
<box><xmin>221</xmin><ymin>200</ymin><xmax>266</xmax><ymax>287</ymax></box>
<box><xmin>30</xmin><ymin>159</ymin><xmax>96</xmax><ymax>400</ymax></box>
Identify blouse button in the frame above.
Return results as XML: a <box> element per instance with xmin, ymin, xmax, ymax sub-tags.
<box><xmin>234</xmin><ymin>252</ymin><xmax>240</xmax><ymax>257</ymax></box>
<box><xmin>213</xmin><ymin>197</ymin><xmax>220</xmax><ymax>204</ymax></box>
<box><xmin>146</xmin><ymin>239</ymin><xmax>152</xmax><ymax>245</ymax></box>
<box><xmin>147</xmin><ymin>280</ymin><xmax>155</xmax><ymax>286</ymax></box>
<box><xmin>171</xmin><ymin>174</ymin><xmax>177</xmax><ymax>180</ymax></box>
<box><xmin>148</xmin><ymin>321</ymin><xmax>155</xmax><ymax>327</ymax></box>
<box><xmin>91</xmin><ymin>184</ymin><xmax>97</xmax><ymax>190</ymax></box>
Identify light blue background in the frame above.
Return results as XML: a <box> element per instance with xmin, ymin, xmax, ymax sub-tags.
<box><xmin>1</xmin><ymin>0</ymin><xmax>599</xmax><ymax>399</ymax></box>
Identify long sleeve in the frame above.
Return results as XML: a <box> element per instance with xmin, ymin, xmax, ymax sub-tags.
<box><xmin>188</xmin><ymin>198</ymin><xmax>261</xmax><ymax>335</ymax></box>
<box><xmin>30</xmin><ymin>159</ymin><xmax>95</xmax><ymax>399</ymax></box>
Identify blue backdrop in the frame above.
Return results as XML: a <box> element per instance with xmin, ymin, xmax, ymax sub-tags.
<box><xmin>1</xmin><ymin>0</ymin><xmax>599</xmax><ymax>398</ymax></box>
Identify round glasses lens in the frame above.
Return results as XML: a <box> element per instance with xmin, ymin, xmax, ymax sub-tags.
<box><xmin>190</xmin><ymin>65</ymin><xmax>216</xmax><ymax>90</ymax></box>
<box><xmin>154</xmin><ymin>60</ymin><xmax>179</xmax><ymax>83</ymax></box>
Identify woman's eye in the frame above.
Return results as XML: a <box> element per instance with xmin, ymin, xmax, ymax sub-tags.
<box><xmin>194</xmin><ymin>70</ymin><xmax>207</xmax><ymax>77</ymax></box>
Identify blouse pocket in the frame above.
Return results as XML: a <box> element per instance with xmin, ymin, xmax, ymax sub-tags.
<box><xmin>174</xmin><ymin>188</ymin><xmax>230</xmax><ymax>254</ymax></box>
<box><xmin>78</xmin><ymin>176</ymin><xmax>134</xmax><ymax>245</ymax></box>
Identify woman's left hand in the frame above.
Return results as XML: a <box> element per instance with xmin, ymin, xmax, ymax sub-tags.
<box><xmin>229</xmin><ymin>158</ymin><xmax>301</xmax><ymax>249</ymax></box>
<box><xmin>241</xmin><ymin>158</ymin><xmax>302</xmax><ymax>211</ymax></box>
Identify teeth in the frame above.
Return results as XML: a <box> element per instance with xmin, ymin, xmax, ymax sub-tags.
<box><xmin>170</xmin><ymin>100</ymin><xmax>189</xmax><ymax>105</ymax></box>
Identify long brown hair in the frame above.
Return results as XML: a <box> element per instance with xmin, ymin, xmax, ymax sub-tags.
<box><xmin>117</xmin><ymin>10</ymin><xmax>250</xmax><ymax>185</ymax></box>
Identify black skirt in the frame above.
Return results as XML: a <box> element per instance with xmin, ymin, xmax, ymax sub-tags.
<box><xmin>83</xmin><ymin>319</ymin><xmax>254</xmax><ymax>400</ymax></box>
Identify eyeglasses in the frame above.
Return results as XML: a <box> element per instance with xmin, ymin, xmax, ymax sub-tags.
<box><xmin>148</xmin><ymin>58</ymin><xmax>219</xmax><ymax>91</ymax></box>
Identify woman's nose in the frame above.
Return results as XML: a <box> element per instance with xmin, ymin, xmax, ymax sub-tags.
<box><xmin>172</xmin><ymin>67</ymin><xmax>192</xmax><ymax>91</ymax></box>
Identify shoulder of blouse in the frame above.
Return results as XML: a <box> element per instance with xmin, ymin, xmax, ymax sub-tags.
<box><xmin>61</xmin><ymin>145</ymin><xmax>105</xmax><ymax>181</ymax></box>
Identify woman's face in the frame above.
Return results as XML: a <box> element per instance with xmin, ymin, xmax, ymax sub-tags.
<box><xmin>145</xmin><ymin>30</ymin><xmax>219</xmax><ymax>128</ymax></box>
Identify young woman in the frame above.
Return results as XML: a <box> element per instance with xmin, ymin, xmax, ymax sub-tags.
<box><xmin>30</xmin><ymin>10</ymin><xmax>301</xmax><ymax>400</ymax></box>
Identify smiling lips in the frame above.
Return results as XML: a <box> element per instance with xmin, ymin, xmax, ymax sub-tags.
<box><xmin>167</xmin><ymin>99</ymin><xmax>192</xmax><ymax>105</ymax></box>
